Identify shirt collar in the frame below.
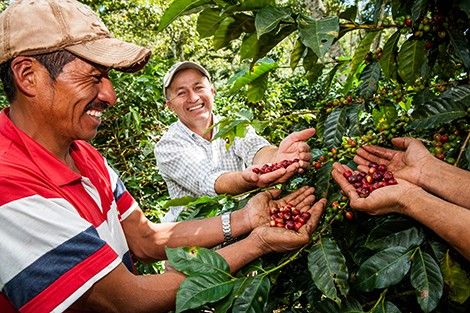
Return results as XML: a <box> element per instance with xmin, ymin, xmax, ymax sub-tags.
<box><xmin>176</xmin><ymin>114</ymin><xmax>220</xmax><ymax>141</ymax></box>
<box><xmin>0</xmin><ymin>108</ymin><xmax>82</xmax><ymax>186</ymax></box>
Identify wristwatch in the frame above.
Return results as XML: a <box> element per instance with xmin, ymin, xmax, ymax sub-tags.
<box><xmin>221</xmin><ymin>212</ymin><xmax>234</xmax><ymax>245</ymax></box>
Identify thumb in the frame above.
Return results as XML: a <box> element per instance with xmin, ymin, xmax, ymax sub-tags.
<box><xmin>285</xmin><ymin>128</ymin><xmax>316</xmax><ymax>143</ymax></box>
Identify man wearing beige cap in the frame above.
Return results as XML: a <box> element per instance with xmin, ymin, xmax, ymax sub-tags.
<box><xmin>155</xmin><ymin>61</ymin><xmax>316</xmax><ymax>221</ymax></box>
<box><xmin>0</xmin><ymin>1</ymin><xmax>325</xmax><ymax>312</ymax></box>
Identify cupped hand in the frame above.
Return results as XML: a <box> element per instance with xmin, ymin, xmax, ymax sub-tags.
<box><xmin>250</xmin><ymin>198</ymin><xmax>326</xmax><ymax>253</ymax></box>
<box><xmin>353</xmin><ymin>137</ymin><xmax>434</xmax><ymax>186</ymax></box>
<box><xmin>332</xmin><ymin>162</ymin><xmax>422</xmax><ymax>215</ymax></box>
<box><xmin>243</xmin><ymin>186</ymin><xmax>317</xmax><ymax>229</ymax></box>
<box><xmin>276</xmin><ymin>128</ymin><xmax>315</xmax><ymax>172</ymax></box>
<box><xmin>242</xmin><ymin>162</ymin><xmax>300</xmax><ymax>188</ymax></box>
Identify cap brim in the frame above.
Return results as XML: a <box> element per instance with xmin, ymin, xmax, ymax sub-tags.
<box><xmin>66</xmin><ymin>37</ymin><xmax>151</xmax><ymax>72</ymax></box>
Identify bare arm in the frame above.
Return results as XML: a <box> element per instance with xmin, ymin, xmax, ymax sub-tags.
<box><xmin>354</xmin><ymin>137</ymin><xmax>470</xmax><ymax>209</ymax></box>
<box><xmin>123</xmin><ymin>186</ymin><xmax>316</xmax><ymax>261</ymax></box>
<box><xmin>71</xmin><ymin>197</ymin><xmax>326</xmax><ymax>313</ymax></box>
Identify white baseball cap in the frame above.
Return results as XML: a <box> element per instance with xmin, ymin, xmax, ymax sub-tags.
<box><xmin>163</xmin><ymin>61</ymin><xmax>211</xmax><ymax>98</ymax></box>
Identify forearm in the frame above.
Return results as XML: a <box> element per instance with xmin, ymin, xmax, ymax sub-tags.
<box><xmin>418</xmin><ymin>158</ymin><xmax>470</xmax><ymax>209</ymax></box>
<box><xmin>138</xmin><ymin>209</ymin><xmax>252</xmax><ymax>260</ymax></box>
<box><xmin>401</xmin><ymin>189</ymin><xmax>470</xmax><ymax>260</ymax></box>
<box><xmin>214</xmin><ymin>171</ymin><xmax>256</xmax><ymax>195</ymax></box>
<box><xmin>216</xmin><ymin>234</ymin><xmax>266</xmax><ymax>273</ymax></box>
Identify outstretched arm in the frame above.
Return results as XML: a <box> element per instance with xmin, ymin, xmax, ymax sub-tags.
<box><xmin>354</xmin><ymin>137</ymin><xmax>470</xmax><ymax>209</ymax></box>
<box><xmin>332</xmin><ymin>162</ymin><xmax>470</xmax><ymax>260</ymax></box>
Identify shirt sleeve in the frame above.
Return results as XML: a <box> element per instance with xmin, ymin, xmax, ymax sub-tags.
<box><xmin>232</xmin><ymin>126</ymin><xmax>271</xmax><ymax>167</ymax></box>
<box><xmin>0</xmin><ymin>181</ymin><xmax>120</xmax><ymax>313</ymax></box>
<box><xmin>155</xmin><ymin>138</ymin><xmax>229</xmax><ymax>196</ymax></box>
<box><xmin>105</xmin><ymin>161</ymin><xmax>138</xmax><ymax>221</ymax></box>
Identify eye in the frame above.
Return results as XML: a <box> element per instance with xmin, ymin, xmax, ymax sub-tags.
<box><xmin>92</xmin><ymin>75</ymin><xmax>102</xmax><ymax>83</ymax></box>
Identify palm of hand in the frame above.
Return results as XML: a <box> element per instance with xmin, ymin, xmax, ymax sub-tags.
<box><xmin>252</xmin><ymin>225</ymin><xmax>307</xmax><ymax>253</ymax></box>
<box><xmin>388</xmin><ymin>142</ymin><xmax>432</xmax><ymax>184</ymax></box>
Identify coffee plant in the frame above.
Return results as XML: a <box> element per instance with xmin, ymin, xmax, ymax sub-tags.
<box><xmin>158</xmin><ymin>0</ymin><xmax>470</xmax><ymax>312</ymax></box>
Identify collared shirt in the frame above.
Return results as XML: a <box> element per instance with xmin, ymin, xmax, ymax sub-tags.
<box><xmin>0</xmin><ymin>108</ymin><xmax>136</xmax><ymax>313</ymax></box>
<box><xmin>154</xmin><ymin>116</ymin><xmax>270</xmax><ymax>222</ymax></box>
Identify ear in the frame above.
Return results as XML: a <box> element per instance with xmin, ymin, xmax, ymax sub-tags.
<box><xmin>10</xmin><ymin>57</ymin><xmax>39</xmax><ymax>97</ymax></box>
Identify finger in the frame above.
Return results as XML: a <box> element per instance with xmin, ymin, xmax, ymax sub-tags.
<box><xmin>353</xmin><ymin>154</ymin><xmax>370</xmax><ymax>166</ymax></box>
<box><xmin>391</xmin><ymin>137</ymin><xmax>419</xmax><ymax>150</ymax></box>
<box><xmin>264</xmin><ymin>188</ymin><xmax>282</xmax><ymax>200</ymax></box>
<box><xmin>301</xmin><ymin>198</ymin><xmax>326</xmax><ymax>234</ymax></box>
<box><xmin>356</xmin><ymin>164</ymin><xmax>369</xmax><ymax>173</ymax></box>
<box><xmin>361</xmin><ymin>145</ymin><xmax>396</xmax><ymax>161</ymax></box>
<box><xmin>296</xmin><ymin>194</ymin><xmax>316</xmax><ymax>210</ymax></box>
<box><xmin>280</xmin><ymin>186</ymin><xmax>315</xmax><ymax>206</ymax></box>
<box><xmin>298</xmin><ymin>151</ymin><xmax>311</xmax><ymax>169</ymax></box>
<box><xmin>286</xmin><ymin>128</ymin><xmax>316</xmax><ymax>143</ymax></box>
<box><xmin>258</xmin><ymin>167</ymin><xmax>288</xmax><ymax>184</ymax></box>
<box><xmin>355</xmin><ymin>148</ymin><xmax>388</xmax><ymax>165</ymax></box>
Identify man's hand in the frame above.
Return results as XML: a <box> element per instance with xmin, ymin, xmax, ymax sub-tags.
<box><xmin>242</xmin><ymin>186</ymin><xmax>317</xmax><ymax>229</ymax></box>
<box><xmin>353</xmin><ymin>137</ymin><xmax>433</xmax><ymax>186</ymax></box>
<box><xmin>332</xmin><ymin>162</ymin><xmax>422</xmax><ymax>215</ymax></box>
<box><xmin>241</xmin><ymin>162</ymin><xmax>300</xmax><ymax>188</ymax></box>
<box><xmin>250</xmin><ymin>198</ymin><xmax>326</xmax><ymax>253</ymax></box>
<box><xmin>276</xmin><ymin>128</ymin><xmax>315</xmax><ymax>172</ymax></box>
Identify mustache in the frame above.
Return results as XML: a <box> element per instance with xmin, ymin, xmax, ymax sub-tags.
<box><xmin>85</xmin><ymin>102</ymin><xmax>109</xmax><ymax>111</ymax></box>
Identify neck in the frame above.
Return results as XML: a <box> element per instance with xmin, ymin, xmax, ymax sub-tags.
<box><xmin>9</xmin><ymin>106</ymin><xmax>76</xmax><ymax>171</ymax></box>
<box><xmin>188</xmin><ymin>115</ymin><xmax>213</xmax><ymax>141</ymax></box>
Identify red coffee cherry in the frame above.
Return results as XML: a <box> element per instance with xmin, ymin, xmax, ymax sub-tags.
<box><xmin>252</xmin><ymin>159</ymin><xmax>300</xmax><ymax>174</ymax></box>
<box><xmin>342</xmin><ymin>163</ymin><xmax>397</xmax><ymax>198</ymax></box>
<box><xmin>269</xmin><ymin>204</ymin><xmax>310</xmax><ymax>231</ymax></box>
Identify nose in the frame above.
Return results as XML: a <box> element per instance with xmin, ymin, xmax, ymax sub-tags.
<box><xmin>187</xmin><ymin>89</ymin><xmax>200</xmax><ymax>103</ymax></box>
<box><xmin>98</xmin><ymin>77</ymin><xmax>117</xmax><ymax>106</ymax></box>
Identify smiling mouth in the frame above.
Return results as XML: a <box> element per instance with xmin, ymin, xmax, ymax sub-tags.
<box><xmin>86</xmin><ymin>109</ymin><xmax>103</xmax><ymax>119</ymax></box>
<box><xmin>188</xmin><ymin>104</ymin><xmax>204</xmax><ymax>112</ymax></box>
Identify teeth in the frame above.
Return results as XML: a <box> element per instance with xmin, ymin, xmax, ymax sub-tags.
<box><xmin>188</xmin><ymin>104</ymin><xmax>204</xmax><ymax>112</ymax></box>
<box><xmin>86</xmin><ymin>110</ymin><xmax>103</xmax><ymax>118</ymax></box>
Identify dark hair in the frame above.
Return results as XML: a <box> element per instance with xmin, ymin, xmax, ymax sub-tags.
<box><xmin>0</xmin><ymin>50</ymin><xmax>76</xmax><ymax>103</ymax></box>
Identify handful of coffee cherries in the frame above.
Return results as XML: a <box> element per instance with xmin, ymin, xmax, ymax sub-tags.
<box><xmin>343</xmin><ymin>162</ymin><xmax>397</xmax><ymax>198</ymax></box>
<box><xmin>269</xmin><ymin>204</ymin><xmax>311</xmax><ymax>231</ymax></box>
<box><xmin>252</xmin><ymin>159</ymin><xmax>299</xmax><ymax>174</ymax></box>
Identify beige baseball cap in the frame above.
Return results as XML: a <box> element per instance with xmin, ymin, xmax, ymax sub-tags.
<box><xmin>163</xmin><ymin>61</ymin><xmax>211</xmax><ymax>98</ymax></box>
<box><xmin>0</xmin><ymin>0</ymin><xmax>151</xmax><ymax>72</ymax></box>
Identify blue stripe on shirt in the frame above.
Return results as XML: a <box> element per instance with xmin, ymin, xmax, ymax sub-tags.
<box><xmin>3</xmin><ymin>226</ymin><xmax>106</xmax><ymax>309</ymax></box>
<box><xmin>113</xmin><ymin>178</ymin><xmax>126</xmax><ymax>201</ymax></box>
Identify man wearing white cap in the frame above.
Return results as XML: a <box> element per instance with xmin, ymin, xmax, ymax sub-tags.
<box><xmin>0</xmin><ymin>1</ymin><xmax>325</xmax><ymax>312</ymax></box>
<box><xmin>155</xmin><ymin>61</ymin><xmax>316</xmax><ymax>221</ymax></box>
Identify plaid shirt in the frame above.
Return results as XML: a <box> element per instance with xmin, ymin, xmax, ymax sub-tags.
<box><xmin>154</xmin><ymin>116</ymin><xmax>270</xmax><ymax>221</ymax></box>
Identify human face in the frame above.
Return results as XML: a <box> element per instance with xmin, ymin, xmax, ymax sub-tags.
<box><xmin>36</xmin><ymin>57</ymin><xmax>116</xmax><ymax>145</ymax></box>
<box><xmin>166</xmin><ymin>68</ymin><xmax>215</xmax><ymax>131</ymax></box>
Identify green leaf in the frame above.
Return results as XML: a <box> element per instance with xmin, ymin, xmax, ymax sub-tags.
<box><xmin>441</xmin><ymin>251</ymin><xmax>470</xmax><ymax>303</ymax></box>
<box><xmin>397</xmin><ymin>39</ymin><xmax>426</xmax><ymax>84</ymax></box>
<box><xmin>247</xmin><ymin>73</ymin><xmax>269</xmax><ymax>103</ymax></box>
<box><xmin>358</xmin><ymin>62</ymin><xmax>381</xmax><ymax>99</ymax></box>
<box><xmin>166</xmin><ymin>246</ymin><xmax>231</xmax><ymax>276</ymax></box>
<box><xmin>290</xmin><ymin>37</ymin><xmax>306</xmax><ymax>70</ymax></box>
<box><xmin>197</xmin><ymin>8</ymin><xmax>224</xmax><ymax>38</ymax></box>
<box><xmin>324</xmin><ymin>108</ymin><xmax>347</xmax><ymax>148</ymax></box>
<box><xmin>308</xmin><ymin>236</ymin><xmax>349</xmax><ymax>304</ymax></box>
<box><xmin>411</xmin><ymin>0</ymin><xmax>428</xmax><ymax>25</ymax></box>
<box><xmin>232</xmin><ymin>276</ymin><xmax>270</xmax><ymax>313</ymax></box>
<box><xmin>213</xmin><ymin>277</ymin><xmax>253</xmax><ymax>313</ymax></box>
<box><xmin>240</xmin><ymin>33</ymin><xmax>259</xmax><ymax>60</ymax></box>
<box><xmin>447</xmin><ymin>25</ymin><xmax>470</xmax><ymax>70</ymax></box>
<box><xmin>298</xmin><ymin>15</ymin><xmax>339</xmax><ymax>59</ymax></box>
<box><xmin>157</xmin><ymin>0</ymin><xmax>211</xmax><ymax>32</ymax></box>
<box><xmin>348</xmin><ymin>32</ymin><xmax>379</xmax><ymax>78</ymax></box>
<box><xmin>163</xmin><ymin>196</ymin><xmax>197</xmax><ymax>209</ymax></box>
<box><xmin>175</xmin><ymin>273</ymin><xmax>234</xmax><ymax>313</ymax></box>
<box><xmin>371</xmin><ymin>300</ymin><xmax>401</xmax><ymax>313</ymax></box>
<box><xmin>314</xmin><ymin>161</ymin><xmax>333</xmax><ymax>202</ymax></box>
<box><xmin>339</xmin><ymin>6</ymin><xmax>358</xmax><ymax>21</ymax></box>
<box><xmin>365</xmin><ymin>227</ymin><xmax>424</xmax><ymax>251</ymax></box>
<box><xmin>255</xmin><ymin>5</ymin><xmax>291</xmax><ymax>38</ymax></box>
<box><xmin>410</xmin><ymin>249</ymin><xmax>443</xmax><ymax>312</ymax></box>
<box><xmin>213</xmin><ymin>16</ymin><xmax>237</xmax><ymax>50</ymax></box>
<box><xmin>229</xmin><ymin>59</ymin><xmax>278</xmax><ymax>93</ymax></box>
<box><xmin>408</xmin><ymin>85</ymin><xmax>470</xmax><ymax>130</ymax></box>
<box><xmin>356</xmin><ymin>247</ymin><xmax>411</xmax><ymax>292</ymax></box>
<box><xmin>372</xmin><ymin>105</ymin><xmax>398</xmax><ymax>130</ymax></box>
<box><xmin>379</xmin><ymin>31</ymin><xmax>400</xmax><ymax>80</ymax></box>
